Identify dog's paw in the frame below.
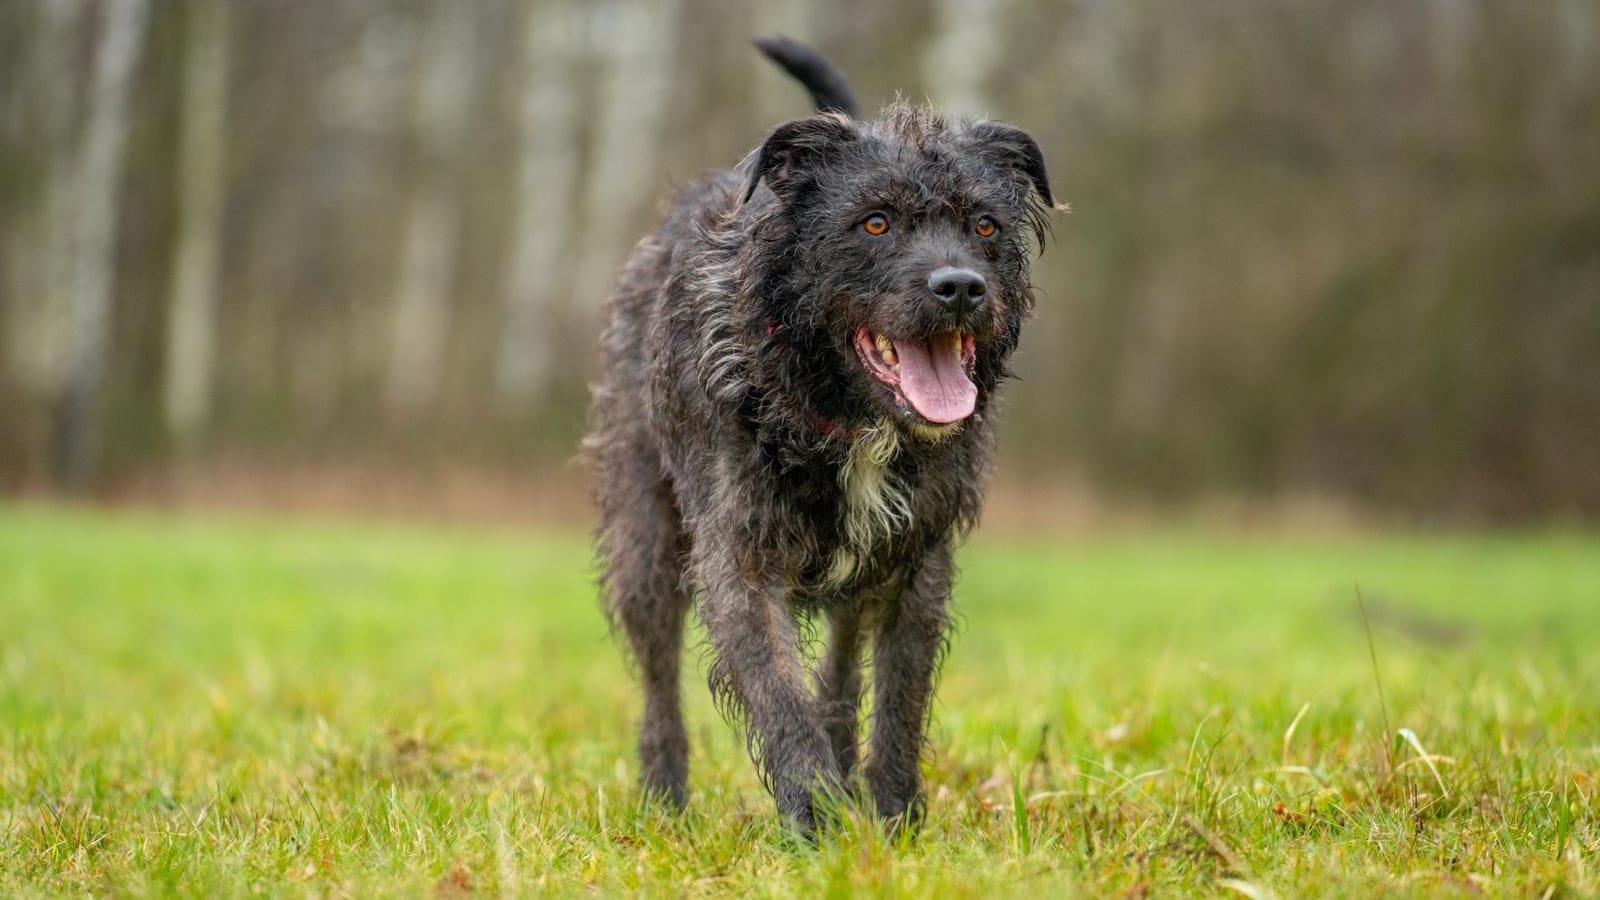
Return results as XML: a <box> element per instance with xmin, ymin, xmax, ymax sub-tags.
<box><xmin>877</xmin><ymin>795</ymin><xmax>926</xmax><ymax>840</ymax></box>
<box><xmin>640</xmin><ymin>772</ymin><xmax>688</xmax><ymax>812</ymax></box>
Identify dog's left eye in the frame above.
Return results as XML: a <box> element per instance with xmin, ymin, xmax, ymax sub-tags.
<box><xmin>861</xmin><ymin>214</ymin><xmax>891</xmax><ymax>237</ymax></box>
<box><xmin>974</xmin><ymin>216</ymin><xmax>999</xmax><ymax>238</ymax></box>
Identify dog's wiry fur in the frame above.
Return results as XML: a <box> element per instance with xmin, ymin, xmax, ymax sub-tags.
<box><xmin>587</xmin><ymin>38</ymin><xmax>1057</xmax><ymax>835</ymax></box>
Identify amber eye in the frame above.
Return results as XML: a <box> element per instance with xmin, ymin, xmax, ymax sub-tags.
<box><xmin>974</xmin><ymin>216</ymin><xmax>999</xmax><ymax>238</ymax></box>
<box><xmin>861</xmin><ymin>214</ymin><xmax>890</xmax><ymax>236</ymax></box>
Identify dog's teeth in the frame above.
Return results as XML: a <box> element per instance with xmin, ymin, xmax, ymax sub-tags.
<box><xmin>951</xmin><ymin>332</ymin><xmax>964</xmax><ymax>353</ymax></box>
<box><xmin>882</xmin><ymin>348</ymin><xmax>897</xmax><ymax>366</ymax></box>
<box><xmin>875</xmin><ymin>334</ymin><xmax>897</xmax><ymax>365</ymax></box>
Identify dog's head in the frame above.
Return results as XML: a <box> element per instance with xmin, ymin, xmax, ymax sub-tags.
<box><xmin>740</xmin><ymin>105</ymin><xmax>1058</xmax><ymax>441</ymax></box>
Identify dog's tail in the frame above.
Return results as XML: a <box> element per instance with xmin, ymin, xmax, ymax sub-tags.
<box><xmin>753</xmin><ymin>36</ymin><xmax>859</xmax><ymax>119</ymax></box>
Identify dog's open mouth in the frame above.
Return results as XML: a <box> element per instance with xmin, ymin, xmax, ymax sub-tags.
<box><xmin>853</xmin><ymin>326</ymin><xmax>978</xmax><ymax>424</ymax></box>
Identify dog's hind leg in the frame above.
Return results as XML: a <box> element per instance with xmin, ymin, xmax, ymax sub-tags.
<box><xmin>600</xmin><ymin>463</ymin><xmax>692</xmax><ymax>808</ymax></box>
<box><xmin>815</xmin><ymin>601</ymin><xmax>867</xmax><ymax>780</ymax></box>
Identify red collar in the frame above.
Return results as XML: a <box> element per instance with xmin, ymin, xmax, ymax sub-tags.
<box><xmin>812</xmin><ymin>414</ymin><xmax>856</xmax><ymax>440</ymax></box>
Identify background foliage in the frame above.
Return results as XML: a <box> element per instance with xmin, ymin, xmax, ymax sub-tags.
<box><xmin>2</xmin><ymin>0</ymin><xmax>1597</xmax><ymax>519</ymax></box>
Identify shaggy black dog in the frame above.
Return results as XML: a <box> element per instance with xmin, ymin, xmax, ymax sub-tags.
<box><xmin>587</xmin><ymin>37</ymin><xmax>1059</xmax><ymax>835</ymax></box>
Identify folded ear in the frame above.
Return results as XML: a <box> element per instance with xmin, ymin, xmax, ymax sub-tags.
<box><xmin>739</xmin><ymin>113</ymin><xmax>857</xmax><ymax>205</ymax></box>
<box><xmin>964</xmin><ymin>121</ymin><xmax>1060</xmax><ymax>210</ymax></box>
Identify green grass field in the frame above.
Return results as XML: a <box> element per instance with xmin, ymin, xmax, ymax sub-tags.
<box><xmin>2</xmin><ymin>505</ymin><xmax>1596</xmax><ymax>897</ymax></box>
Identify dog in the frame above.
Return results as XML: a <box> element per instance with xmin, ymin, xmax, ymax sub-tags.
<box><xmin>586</xmin><ymin>37</ymin><xmax>1058</xmax><ymax>835</ymax></box>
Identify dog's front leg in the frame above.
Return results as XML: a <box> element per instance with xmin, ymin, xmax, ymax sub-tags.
<box><xmin>694</xmin><ymin>540</ymin><xmax>842</xmax><ymax>834</ymax></box>
<box><xmin>865</xmin><ymin>544</ymin><xmax>953</xmax><ymax>827</ymax></box>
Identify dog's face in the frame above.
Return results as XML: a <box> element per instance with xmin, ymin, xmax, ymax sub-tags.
<box><xmin>742</xmin><ymin>106</ymin><xmax>1055</xmax><ymax>440</ymax></box>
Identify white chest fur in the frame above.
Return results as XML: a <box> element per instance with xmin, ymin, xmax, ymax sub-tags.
<box><xmin>822</xmin><ymin>421</ymin><xmax>913</xmax><ymax>588</ymax></box>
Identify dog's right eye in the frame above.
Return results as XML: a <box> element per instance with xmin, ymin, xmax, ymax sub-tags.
<box><xmin>861</xmin><ymin>214</ymin><xmax>890</xmax><ymax>236</ymax></box>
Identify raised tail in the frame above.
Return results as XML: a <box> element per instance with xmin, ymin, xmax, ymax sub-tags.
<box><xmin>753</xmin><ymin>36</ymin><xmax>860</xmax><ymax>118</ymax></box>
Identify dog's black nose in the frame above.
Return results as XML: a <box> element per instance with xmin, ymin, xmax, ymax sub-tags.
<box><xmin>929</xmin><ymin>267</ymin><xmax>987</xmax><ymax>314</ymax></box>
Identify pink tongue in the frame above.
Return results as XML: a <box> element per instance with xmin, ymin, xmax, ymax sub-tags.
<box><xmin>891</xmin><ymin>334</ymin><xmax>977</xmax><ymax>424</ymax></box>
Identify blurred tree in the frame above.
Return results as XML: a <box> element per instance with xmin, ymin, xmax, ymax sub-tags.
<box><xmin>751</xmin><ymin>0</ymin><xmax>816</xmax><ymax>127</ymax></box>
<box><xmin>922</xmin><ymin>0</ymin><xmax>1007</xmax><ymax>119</ymax></box>
<box><xmin>4</xmin><ymin>1</ymin><xmax>86</xmax><ymax>431</ymax></box>
<box><xmin>495</xmin><ymin>1</ymin><xmax>583</xmax><ymax>413</ymax></box>
<box><xmin>164</xmin><ymin>0</ymin><xmax>229</xmax><ymax>442</ymax></box>
<box><xmin>54</xmin><ymin>0</ymin><xmax>150</xmax><ymax>489</ymax></box>
<box><xmin>567</xmin><ymin>0</ymin><xmax>681</xmax><ymax>373</ymax></box>
<box><xmin>384</xmin><ymin>2</ymin><xmax>476</xmax><ymax>421</ymax></box>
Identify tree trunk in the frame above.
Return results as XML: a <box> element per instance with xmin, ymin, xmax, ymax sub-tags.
<box><xmin>7</xmin><ymin>0</ymin><xmax>86</xmax><ymax>402</ymax></box>
<box><xmin>753</xmin><ymin>0</ymin><xmax>816</xmax><ymax>126</ymax></box>
<box><xmin>164</xmin><ymin>0</ymin><xmax>229</xmax><ymax>442</ymax></box>
<box><xmin>922</xmin><ymin>0</ymin><xmax>1008</xmax><ymax>119</ymax></box>
<box><xmin>383</xmin><ymin>3</ymin><xmax>475</xmax><ymax>422</ymax></box>
<box><xmin>493</xmin><ymin>1</ymin><xmax>583</xmax><ymax>413</ymax></box>
<box><xmin>53</xmin><ymin>0</ymin><xmax>151</xmax><ymax>489</ymax></box>
<box><xmin>567</xmin><ymin>0</ymin><xmax>681</xmax><ymax>363</ymax></box>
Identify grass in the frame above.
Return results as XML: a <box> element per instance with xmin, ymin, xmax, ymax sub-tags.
<box><xmin>2</xmin><ymin>504</ymin><xmax>1597</xmax><ymax>897</ymax></box>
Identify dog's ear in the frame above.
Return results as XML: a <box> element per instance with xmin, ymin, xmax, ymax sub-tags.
<box><xmin>740</xmin><ymin>113</ymin><xmax>857</xmax><ymax>206</ymax></box>
<box><xmin>964</xmin><ymin>122</ymin><xmax>1060</xmax><ymax>210</ymax></box>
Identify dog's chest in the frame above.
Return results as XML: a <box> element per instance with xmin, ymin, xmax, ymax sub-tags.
<box><xmin>807</xmin><ymin>423</ymin><xmax>915</xmax><ymax>591</ymax></box>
